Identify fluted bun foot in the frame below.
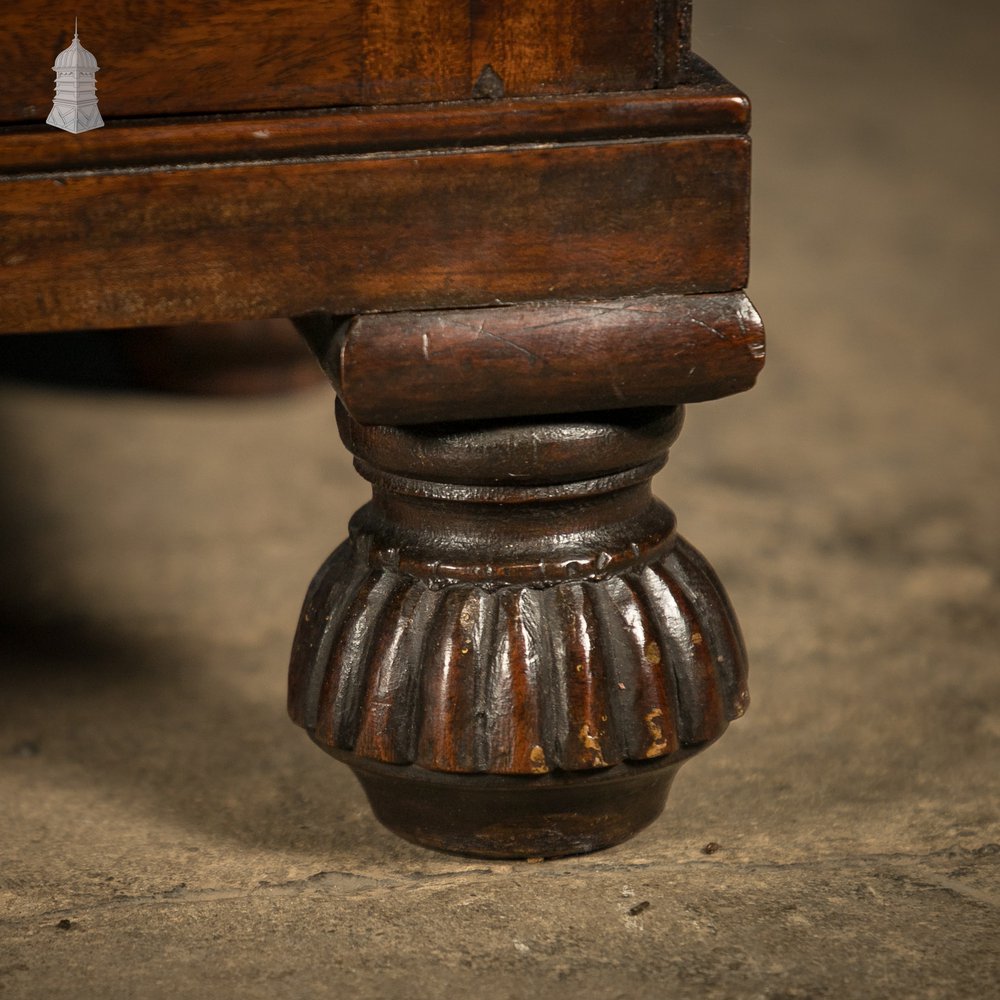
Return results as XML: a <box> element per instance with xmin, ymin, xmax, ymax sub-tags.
<box><xmin>289</xmin><ymin>403</ymin><xmax>749</xmax><ymax>858</ymax></box>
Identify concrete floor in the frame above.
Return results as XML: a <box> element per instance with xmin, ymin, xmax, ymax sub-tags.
<box><xmin>1</xmin><ymin>2</ymin><xmax>998</xmax><ymax>997</ymax></box>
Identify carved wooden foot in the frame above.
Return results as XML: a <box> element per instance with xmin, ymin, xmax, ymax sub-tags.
<box><xmin>290</xmin><ymin>294</ymin><xmax>761</xmax><ymax>857</ymax></box>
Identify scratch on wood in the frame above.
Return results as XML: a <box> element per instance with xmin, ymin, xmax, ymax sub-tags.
<box><xmin>734</xmin><ymin>308</ymin><xmax>748</xmax><ymax>338</ymax></box>
<box><xmin>478</xmin><ymin>327</ymin><xmax>542</xmax><ymax>363</ymax></box>
<box><xmin>523</xmin><ymin>315</ymin><xmax>588</xmax><ymax>333</ymax></box>
<box><xmin>691</xmin><ymin>318</ymin><xmax>728</xmax><ymax>340</ymax></box>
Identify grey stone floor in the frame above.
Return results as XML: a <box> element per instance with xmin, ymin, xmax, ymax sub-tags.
<box><xmin>1</xmin><ymin>2</ymin><xmax>998</xmax><ymax>997</ymax></box>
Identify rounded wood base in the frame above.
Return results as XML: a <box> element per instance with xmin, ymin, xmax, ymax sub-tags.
<box><xmin>289</xmin><ymin>405</ymin><xmax>749</xmax><ymax>857</ymax></box>
<box><xmin>325</xmin><ymin>747</ymin><xmax>707</xmax><ymax>859</ymax></box>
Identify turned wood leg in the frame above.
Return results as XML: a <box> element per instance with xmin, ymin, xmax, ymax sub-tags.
<box><xmin>289</xmin><ymin>295</ymin><xmax>763</xmax><ymax>858</ymax></box>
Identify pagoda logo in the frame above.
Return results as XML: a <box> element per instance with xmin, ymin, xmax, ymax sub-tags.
<box><xmin>47</xmin><ymin>20</ymin><xmax>104</xmax><ymax>134</ymax></box>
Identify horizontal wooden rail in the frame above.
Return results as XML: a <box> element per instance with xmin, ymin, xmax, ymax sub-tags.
<box><xmin>0</xmin><ymin>134</ymin><xmax>749</xmax><ymax>334</ymax></box>
<box><xmin>0</xmin><ymin>67</ymin><xmax>747</xmax><ymax>176</ymax></box>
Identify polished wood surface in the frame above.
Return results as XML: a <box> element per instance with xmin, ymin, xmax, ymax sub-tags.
<box><xmin>0</xmin><ymin>53</ymin><xmax>748</xmax><ymax>335</ymax></box>
<box><xmin>2</xmin><ymin>0</ymin><xmax>692</xmax><ymax>122</ymax></box>
<box><xmin>0</xmin><ymin>58</ymin><xmax>745</xmax><ymax>175</ymax></box>
<box><xmin>288</xmin><ymin>399</ymin><xmax>750</xmax><ymax>856</ymax></box>
<box><xmin>1</xmin><ymin>0</ymin><xmax>763</xmax><ymax>858</ymax></box>
<box><xmin>1</xmin><ymin>133</ymin><xmax>749</xmax><ymax>333</ymax></box>
<box><xmin>290</xmin><ymin>403</ymin><xmax>749</xmax><ymax>773</ymax></box>
<box><xmin>304</xmin><ymin>292</ymin><xmax>764</xmax><ymax>425</ymax></box>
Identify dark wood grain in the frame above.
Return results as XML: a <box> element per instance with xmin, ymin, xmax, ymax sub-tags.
<box><xmin>361</xmin><ymin>0</ymin><xmax>472</xmax><ymax>105</ymax></box>
<box><xmin>335</xmin><ymin>402</ymin><xmax>685</xmax><ymax>486</ymax></box>
<box><xmin>4</xmin><ymin>1</ymin><xmax>764</xmax><ymax>860</ymax></box>
<box><xmin>658</xmin><ymin>0</ymin><xmax>694</xmax><ymax>85</ymax></box>
<box><xmin>2</xmin><ymin>0</ymin><xmax>679</xmax><ymax>123</ymax></box>
<box><xmin>0</xmin><ymin>135</ymin><xmax>749</xmax><ymax>334</ymax></box>
<box><xmin>285</xmin><ymin>2</ymin><xmax>759</xmax><ymax>859</ymax></box>
<box><xmin>288</xmin><ymin>401</ymin><xmax>749</xmax><ymax>854</ymax></box>
<box><xmin>289</xmin><ymin>406</ymin><xmax>749</xmax><ymax>764</ymax></box>
<box><xmin>310</xmin><ymin>291</ymin><xmax>764</xmax><ymax>425</ymax></box>
<box><xmin>466</xmin><ymin>0</ymin><xmax>660</xmax><ymax>99</ymax></box>
<box><xmin>0</xmin><ymin>62</ymin><xmax>747</xmax><ymax>175</ymax></box>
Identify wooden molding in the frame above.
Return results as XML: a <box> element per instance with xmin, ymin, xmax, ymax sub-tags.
<box><xmin>1</xmin><ymin>135</ymin><xmax>750</xmax><ymax>334</ymax></box>
<box><xmin>0</xmin><ymin>62</ymin><xmax>747</xmax><ymax>175</ymax></box>
<box><xmin>304</xmin><ymin>291</ymin><xmax>765</xmax><ymax>425</ymax></box>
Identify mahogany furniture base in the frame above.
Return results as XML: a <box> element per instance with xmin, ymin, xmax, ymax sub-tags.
<box><xmin>0</xmin><ymin>2</ymin><xmax>762</xmax><ymax>861</ymax></box>
<box><xmin>288</xmin><ymin>395</ymin><xmax>751</xmax><ymax>858</ymax></box>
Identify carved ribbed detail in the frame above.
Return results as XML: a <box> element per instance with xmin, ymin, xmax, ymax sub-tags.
<box><xmin>288</xmin><ymin>532</ymin><xmax>747</xmax><ymax>776</ymax></box>
<box><xmin>289</xmin><ymin>405</ymin><xmax>750</xmax><ymax>791</ymax></box>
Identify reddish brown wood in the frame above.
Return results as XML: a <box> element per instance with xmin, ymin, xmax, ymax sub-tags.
<box><xmin>2</xmin><ymin>0</ymin><xmax>763</xmax><ymax>860</ymax></box>
<box><xmin>658</xmin><ymin>0</ymin><xmax>694</xmax><ymax>85</ymax></box>
<box><xmin>288</xmin><ymin>402</ymin><xmax>749</xmax><ymax>856</ymax></box>
<box><xmin>0</xmin><ymin>62</ymin><xmax>747</xmax><ymax>176</ymax></box>
<box><xmin>307</xmin><ymin>291</ymin><xmax>764</xmax><ymax>425</ymax></box>
<box><xmin>361</xmin><ymin>0</ymin><xmax>471</xmax><ymax>105</ymax></box>
<box><xmin>336</xmin><ymin>403</ymin><xmax>684</xmax><ymax>488</ymax></box>
<box><xmin>0</xmin><ymin>135</ymin><xmax>749</xmax><ymax>334</ymax></box>
<box><xmin>2</xmin><ymin>0</ymin><xmax>682</xmax><ymax>123</ymax></box>
<box><xmin>464</xmin><ymin>0</ymin><xmax>662</xmax><ymax>100</ymax></box>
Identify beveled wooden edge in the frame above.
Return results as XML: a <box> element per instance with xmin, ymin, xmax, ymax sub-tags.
<box><xmin>302</xmin><ymin>291</ymin><xmax>765</xmax><ymax>425</ymax></box>
<box><xmin>0</xmin><ymin>58</ymin><xmax>747</xmax><ymax>177</ymax></box>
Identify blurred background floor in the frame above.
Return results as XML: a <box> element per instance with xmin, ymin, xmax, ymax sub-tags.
<box><xmin>1</xmin><ymin>2</ymin><xmax>998</xmax><ymax>997</ymax></box>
